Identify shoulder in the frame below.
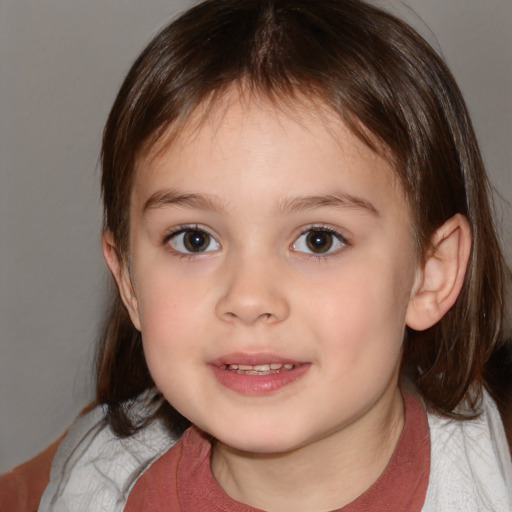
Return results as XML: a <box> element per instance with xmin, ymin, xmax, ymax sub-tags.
<box><xmin>422</xmin><ymin>390</ymin><xmax>512</xmax><ymax>512</ymax></box>
<box><xmin>124</xmin><ymin>427</ymin><xmax>209</xmax><ymax>511</ymax></box>
<box><xmin>38</xmin><ymin>394</ymin><xmax>178</xmax><ymax>512</ymax></box>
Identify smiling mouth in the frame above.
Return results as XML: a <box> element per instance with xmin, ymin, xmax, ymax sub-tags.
<box><xmin>211</xmin><ymin>359</ymin><xmax>310</xmax><ymax>394</ymax></box>
<box><xmin>220</xmin><ymin>363</ymin><xmax>297</xmax><ymax>375</ymax></box>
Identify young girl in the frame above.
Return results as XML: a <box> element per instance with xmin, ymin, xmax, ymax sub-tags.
<box><xmin>35</xmin><ymin>0</ymin><xmax>510</xmax><ymax>510</ymax></box>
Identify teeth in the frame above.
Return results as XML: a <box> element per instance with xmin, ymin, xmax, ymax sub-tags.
<box><xmin>253</xmin><ymin>364</ymin><xmax>270</xmax><ymax>371</ymax></box>
<box><xmin>226</xmin><ymin>363</ymin><xmax>295</xmax><ymax>372</ymax></box>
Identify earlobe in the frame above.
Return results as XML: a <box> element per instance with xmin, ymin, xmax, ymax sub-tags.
<box><xmin>101</xmin><ymin>231</ymin><xmax>141</xmax><ymax>331</ymax></box>
<box><xmin>406</xmin><ymin>214</ymin><xmax>471</xmax><ymax>331</ymax></box>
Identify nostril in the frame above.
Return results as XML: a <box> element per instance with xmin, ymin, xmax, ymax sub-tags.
<box><xmin>214</xmin><ymin>276</ymin><xmax>290</xmax><ymax>325</ymax></box>
<box><xmin>221</xmin><ymin>311</ymin><xmax>274</xmax><ymax>324</ymax></box>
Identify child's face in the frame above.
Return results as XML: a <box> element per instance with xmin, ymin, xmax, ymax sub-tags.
<box><xmin>122</xmin><ymin>94</ymin><xmax>420</xmax><ymax>455</ymax></box>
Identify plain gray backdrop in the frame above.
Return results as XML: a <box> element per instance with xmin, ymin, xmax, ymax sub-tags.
<box><xmin>1</xmin><ymin>0</ymin><xmax>511</xmax><ymax>472</ymax></box>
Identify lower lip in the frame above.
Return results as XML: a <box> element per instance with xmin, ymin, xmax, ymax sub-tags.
<box><xmin>209</xmin><ymin>364</ymin><xmax>311</xmax><ymax>395</ymax></box>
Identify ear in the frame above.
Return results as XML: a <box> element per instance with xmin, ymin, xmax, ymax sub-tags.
<box><xmin>406</xmin><ymin>214</ymin><xmax>471</xmax><ymax>331</ymax></box>
<box><xmin>101</xmin><ymin>231</ymin><xmax>141</xmax><ymax>331</ymax></box>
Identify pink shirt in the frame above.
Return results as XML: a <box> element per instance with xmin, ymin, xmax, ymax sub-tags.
<box><xmin>125</xmin><ymin>393</ymin><xmax>430</xmax><ymax>511</ymax></box>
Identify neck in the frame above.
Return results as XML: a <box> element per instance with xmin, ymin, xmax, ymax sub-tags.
<box><xmin>210</xmin><ymin>387</ymin><xmax>405</xmax><ymax>512</ymax></box>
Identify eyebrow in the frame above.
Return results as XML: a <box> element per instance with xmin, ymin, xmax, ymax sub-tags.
<box><xmin>276</xmin><ymin>192</ymin><xmax>379</xmax><ymax>216</ymax></box>
<box><xmin>143</xmin><ymin>190</ymin><xmax>226</xmax><ymax>214</ymax></box>
<box><xmin>142</xmin><ymin>189</ymin><xmax>379</xmax><ymax>217</ymax></box>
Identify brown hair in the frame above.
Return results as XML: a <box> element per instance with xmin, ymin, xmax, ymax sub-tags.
<box><xmin>96</xmin><ymin>0</ymin><xmax>508</xmax><ymax>436</ymax></box>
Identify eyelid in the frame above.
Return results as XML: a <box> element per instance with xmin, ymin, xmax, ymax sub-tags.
<box><xmin>162</xmin><ymin>224</ymin><xmax>221</xmax><ymax>254</ymax></box>
<box><xmin>291</xmin><ymin>225</ymin><xmax>349</xmax><ymax>256</ymax></box>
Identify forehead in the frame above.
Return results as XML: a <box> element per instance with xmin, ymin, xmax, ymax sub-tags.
<box><xmin>143</xmin><ymin>88</ymin><xmax>393</xmax><ymax>164</ymax></box>
<box><xmin>133</xmin><ymin>91</ymin><xmax>406</xmax><ymax>218</ymax></box>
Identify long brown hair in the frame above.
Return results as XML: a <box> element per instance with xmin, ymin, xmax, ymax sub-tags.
<box><xmin>96</xmin><ymin>0</ymin><xmax>508</xmax><ymax>436</ymax></box>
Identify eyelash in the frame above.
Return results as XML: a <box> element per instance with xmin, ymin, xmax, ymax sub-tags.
<box><xmin>292</xmin><ymin>225</ymin><xmax>349</xmax><ymax>258</ymax></box>
<box><xmin>162</xmin><ymin>224</ymin><xmax>220</xmax><ymax>258</ymax></box>
<box><xmin>161</xmin><ymin>224</ymin><xmax>349</xmax><ymax>258</ymax></box>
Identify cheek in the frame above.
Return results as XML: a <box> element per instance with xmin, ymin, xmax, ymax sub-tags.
<box><xmin>309</xmin><ymin>257</ymin><xmax>412</xmax><ymax>366</ymax></box>
<box><xmin>135</xmin><ymin>257</ymin><xmax>212</xmax><ymax>322</ymax></box>
<box><xmin>136</xmin><ymin>282</ymin><xmax>207</xmax><ymax>405</ymax></box>
<box><xmin>135</xmin><ymin>271</ymin><xmax>210</xmax><ymax>364</ymax></box>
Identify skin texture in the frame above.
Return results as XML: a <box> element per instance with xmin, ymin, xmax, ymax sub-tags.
<box><xmin>103</xmin><ymin>94</ymin><xmax>471</xmax><ymax>511</ymax></box>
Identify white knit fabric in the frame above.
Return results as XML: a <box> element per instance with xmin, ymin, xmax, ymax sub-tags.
<box><xmin>39</xmin><ymin>399</ymin><xmax>177</xmax><ymax>512</ymax></box>
<box><xmin>423</xmin><ymin>390</ymin><xmax>512</xmax><ymax>512</ymax></box>
<box><xmin>40</xmin><ymin>391</ymin><xmax>511</xmax><ymax>512</ymax></box>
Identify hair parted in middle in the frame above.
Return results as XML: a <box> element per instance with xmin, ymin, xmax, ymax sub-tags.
<box><xmin>97</xmin><ymin>0</ymin><xmax>506</xmax><ymax>437</ymax></box>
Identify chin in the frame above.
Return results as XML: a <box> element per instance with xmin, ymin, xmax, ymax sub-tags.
<box><xmin>219</xmin><ymin>438</ymin><xmax>296</xmax><ymax>455</ymax></box>
<box><xmin>209</xmin><ymin>423</ymin><xmax>311</xmax><ymax>455</ymax></box>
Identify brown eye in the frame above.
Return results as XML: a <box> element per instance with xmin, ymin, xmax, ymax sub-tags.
<box><xmin>292</xmin><ymin>228</ymin><xmax>346</xmax><ymax>255</ymax></box>
<box><xmin>183</xmin><ymin>230</ymin><xmax>210</xmax><ymax>252</ymax></box>
<box><xmin>168</xmin><ymin>228</ymin><xmax>220</xmax><ymax>254</ymax></box>
<box><xmin>306</xmin><ymin>230</ymin><xmax>333</xmax><ymax>253</ymax></box>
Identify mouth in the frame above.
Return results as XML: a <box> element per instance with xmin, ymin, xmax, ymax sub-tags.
<box><xmin>220</xmin><ymin>363</ymin><xmax>297</xmax><ymax>375</ymax></box>
<box><xmin>210</xmin><ymin>355</ymin><xmax>310</xmax><ymax>395</ymax></box>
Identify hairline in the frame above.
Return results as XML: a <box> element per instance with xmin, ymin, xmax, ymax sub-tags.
<box><xmin>113</xmin><ymin>82</ymin><xmax>421</xmax><ymax>262</ymax></box>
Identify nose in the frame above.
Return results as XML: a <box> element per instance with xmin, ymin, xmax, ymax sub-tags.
<box><xmin>215</xmin><ymin>256</ymin><xmax>290</xmax><ymax>325</ymax></box>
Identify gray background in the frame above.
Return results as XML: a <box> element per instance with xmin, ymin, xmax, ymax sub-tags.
<box><xmin>1</xmin><ymin>0</ymin><xmax>511</xmax><ymax>472</ymax></box>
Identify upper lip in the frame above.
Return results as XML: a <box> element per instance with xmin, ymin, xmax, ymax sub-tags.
<box><xmin>210</xmin><ymin>352</ymin><xmax>304</xmax><ymax>367</ymax></box>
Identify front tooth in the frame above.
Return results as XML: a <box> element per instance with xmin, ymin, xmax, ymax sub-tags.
<box><xmin>270</xmin><ymin>363</ymin><xmax>283</xmax><ymax>370</ymax></box>
<box><xmin>253</xmin><ymin>364</ymin><xmax>271</xmax><ymax>371</ymax></box>
<box><xmin>237</xmin><ymin>364</ymin><xmax>253</xmax><ymax>371</ymax></box>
